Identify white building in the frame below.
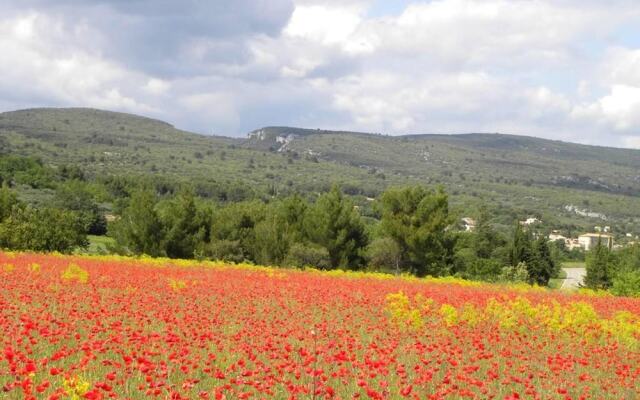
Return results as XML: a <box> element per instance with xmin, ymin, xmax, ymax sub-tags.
<box><xmin>578</xmin><ymin>233</ymin><xmax>613</xmax><ymax>251</ymax></box>
<box><xmin>461</xmin><ymin>217</ymin><xmax>476</xmax><ymax>232</ymax></box>
<box><xmin>548</xmin><ymin>230</ymin><xmax>566</xmax><ymax>242</ymax></box>
<box><xmin>565</xmin><ymin>238</ymin><xmax>582</xmax><ymax>251</ymax></box>
<box><xmin>521</xmin><ymin>217</ymin><xmax>540</xmax><ymax>226</ymax></box>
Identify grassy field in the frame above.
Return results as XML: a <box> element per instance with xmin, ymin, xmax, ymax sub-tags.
<box><xmin>548</xmin><ymin>278</ymin><xmax>563</xmax><ymax>289</ymax></box>
<box><xmin>77</xmin><ymin>235</ymin><xmax>115</xmax><ymax>255</ymax></box>
<box><xmin>548</xmin><ymin>269</ymin><xmax>569</xmax><ymax>289</ymax></box>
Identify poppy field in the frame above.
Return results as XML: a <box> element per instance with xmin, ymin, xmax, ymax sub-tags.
<box><xmin>1</xmin><ymin>252</ymin><xmax>640</xmax><ymax>400</ymax></box>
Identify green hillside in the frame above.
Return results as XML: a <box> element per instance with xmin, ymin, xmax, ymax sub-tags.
<box><xmin>1</xmin><ymin>108</ymin><xmax>640</xmax><ymax>234</ymax></box>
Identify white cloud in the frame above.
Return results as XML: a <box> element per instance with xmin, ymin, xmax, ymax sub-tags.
<box><xmin>1</xmin><ymin>0</ymin><xmax>640</xmax><ymax>148</ymax></box>
<box><xmin>524</xmin><ymin>87</ymin><xmax>571</xmax><ymax>119</ymax></box>
<box><xmin>178</xmin><ymin>92</ymin><xmax>240</xmax><ymax>133</ymax></box>
<box><xmin>296</xmin><ymin>0</ymin><xmax>626</xmax><ymax>67</ymax></box>
<box><xmin>0</xmin><ymin>12</ymin><xmax>156</xmax><ymax>113</ymax></box>
<box><xmin>622</xmin><ymin>136</ymin><xmax>640</xmax><ymax>149</ymax></box>
<box><xmin>144</xmin><ymin>78</ymin><xmax>171</xmax><ymax>95</ymax></box>
<box><xmin>572</xmin><ymin>85</ymin><xmax>640</xmax><ymax>132</ymax></box>
<box><xmin>285</xmin><ymin>4</ymin><xmax>364</xmax><ymax>45</ymax></box>
<box><xmin>570</xmin><ymin>47</ymin><xmax>640</xmax><ymax>135</ymax></box>
<box><xmin>603</xmin><ymin>48</ymin><xmax>640</xmax><ymax>87</ymax></box>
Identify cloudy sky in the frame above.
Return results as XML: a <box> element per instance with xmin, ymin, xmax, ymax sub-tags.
<box><xmin>1</xmin><ymin>0</ymin><xmax>640</xmax><ymax>147</ymax></box>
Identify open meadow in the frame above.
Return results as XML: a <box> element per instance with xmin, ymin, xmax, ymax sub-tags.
<box><xmin>1</xmin><ymin>251</ymin><xmax>639</xmax><ymax>400</ymax></box>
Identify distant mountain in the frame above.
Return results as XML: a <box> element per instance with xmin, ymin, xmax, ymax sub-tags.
<box><xmin>243</xmin><ymin>125</ymin><xmax>640</xmax><ymax>195</ymax></box>
<box><xmin>2</xmin><ymin>108</ymin><xmax>640</xmax><ymax>230</ymax></box>
<box><xmin>245</xmin><ymin>126</ymin><xmax>370</xmax><ymax>151</ymax></box>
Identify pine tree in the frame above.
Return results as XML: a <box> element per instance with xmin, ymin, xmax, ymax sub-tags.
<box><xmin>379</xmin><ymin>186</ymin><xmax>452</xmax><ymax>276</ymax></box>
<box><xmin>110</xmin><ymin>190</ymin><xmax>165</xmax><ymax>257</ymax></box>
<box><xmin>163</xmin><ymin>190</ymin><xmax>208</xmax><ymax>259</ymax></box>
<box><xmin>253</xmin><ymin>195</ymin><xmax>308</xmax><ymax>265</ymax></box>
<box><xmin>304</xmin><ymin>186</ymin><xmax>367</xmax><ymax>269</ymax></box>
<box><xmin>209</xmin><ymin>200</ymin><xmax>266</xmax><ymax>262</ymax></box>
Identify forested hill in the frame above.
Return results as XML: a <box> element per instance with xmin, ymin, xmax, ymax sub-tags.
<box><xmin>1</xmin><ymin>107</ymin><xmax>640</xmax><ymax>231</ymax></box>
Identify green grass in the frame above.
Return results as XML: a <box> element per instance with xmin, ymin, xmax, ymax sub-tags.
<box><xmin>562</xmin><ymin>261</ymin><xmax>585</xmax><ymax>269</ymax></box>
<box><xmin>76</xmin><ymin>235</ymin><xmax>115</xmax><ymax>255</ymax></box>
<box><xmin>548</xmin><ymin>278</ymin><xmax>564</xmax><ymax>290</ymax></box>
<box><xmin>548</xmin><ymin>269</ymin><xmax>568</xmax><ymax>289</ymax></box>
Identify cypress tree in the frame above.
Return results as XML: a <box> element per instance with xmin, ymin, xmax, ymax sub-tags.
<box><xmin>584</xmin><ymin>236</ymin><xmax>611</xmax><ymax>289</ymax></box>
<box><xmin>510</xmin><ymin>221</ymin><xmax>532</xmax><ymax>267</ymax></box>
<box><xmin>528</xmin><ymin>236</ymin><xmax>556</xmax><ymax>286</ymax></box>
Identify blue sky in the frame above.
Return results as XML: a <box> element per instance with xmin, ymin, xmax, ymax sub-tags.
<box><xmin>1</xmin><ymin>0</ymin><xmax>640</xmax><ymax>148</ymax></box>
<box><xmin>367</xmin><ymin>0</ymin><xmax>411</xmax><ymax>17</ymax></box>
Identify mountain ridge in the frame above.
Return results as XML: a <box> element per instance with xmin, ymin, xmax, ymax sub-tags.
<box><xmin>247</xmin><ymin>125</ymin><xmax>639</xmax><ymax>153</ymax></box>
<box><xmin>3</xmin><ymin>107</ymin><xmax>637</xmax><ymax>153</ymax></box>
<box><xmin>1</xmin><ymin>107</ymin><xmax>640</xmax><ymax>231</ymax></box>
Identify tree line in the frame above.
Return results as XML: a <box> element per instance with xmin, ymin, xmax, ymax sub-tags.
<box><xmin>2</xmin><ymin>154</ymin><xmax>639</xmax><ymax>293</ymax></box>
<box><xmin>584</xmin><ymin>238</ymin><xmax>640</xmax><ymax>296</ymax></box>
<box><xmin>0</xmin><ymin>155</ymin><xmax>566</xmax><ymax>284</ymax></box>
<box><xmin>105</xmin><ymin>184</ymin><xmax>560</xmax><ymax>284</ymax></box>
<box><xmin>0</xmin><ymin>184</ymin><xmax>88</xmax><ymax>252</ymax></box>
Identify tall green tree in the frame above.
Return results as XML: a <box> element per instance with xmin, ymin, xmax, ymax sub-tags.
<box><xmin>0</xmin><ymin>183</ymin><xmax>20</xmax><ymax>222</ymax></box>
<box><xmin>584</xmin><ymin>237</ymin><xmax>612</xmax><ymax>289</ymax></box>
<box><xmin>379</xmin><ymin>186</ymin><xmax>453</xmax><ymax>276</ymax></box>
<box><xmin>208</xmin><ymin>200</ymin><xmax>266</xmax><ymax>262</ymax></box>
<box><xmin>473</xmin><ymin>212</ymin><xmax>507</xmax><ymax>261</ymax></box>
<box><xmin>509</xmin><ymin>221</ymin><xmax>532</xmax><ymax>267</ymax></box>
<box><xmin>54</xmin><ymin>181</ymin><xmax>107</xmax><ymax>235</ymax></box>
<box><xmin>253</xmin><ymin>196</ymin><xmax>308</xmax><ymax>265</ymax></box>
<box><xmin>527</xmin><ymin>236</ymin><xmax>557</xmax><ymax>286</ymax></box>
<box><xmin>161</xmin><ymin>190</ymin><xmax>210</xmax><ymax>259</ymax></box>
<box><xmin>452</xmin><ymin>210</ymin><xmax>509</xmax><ymax>281</ymax></box>
<box><xmin>304</xmin><ymin>186</ymin><xmax>367</xmax><ymax>269</ymax></box>
<box><xmin>109</xmin><ymin>190</ymin><xmax>165</xmax><ymax>257</ymax></box>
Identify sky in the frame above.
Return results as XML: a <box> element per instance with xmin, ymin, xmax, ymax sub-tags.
<box><xmin>1</xmin><ymin>0</ymin><xmax>640</xmax><ymax>148</ymax></box>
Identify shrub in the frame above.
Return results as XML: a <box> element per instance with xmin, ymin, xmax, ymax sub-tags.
<box><xmin>499</xmin><ymin>262</ymin><xmax>530</xmax><ymax>283</ymax></box>
<box><xmin>611</xmin><ymin>270</ymin><xmax>640</xmax><ymax>297</ymax></box>
<box><xmin>284</xmin><ymin>243</ymin><xmax>331</xmax><ymax>269</ymax></box>
<box><xmin>61</xmin><ymin>264</ymin><xmax>89</xmax><ymax>284</ymax></box>
<box><xmin>463</xmin><ymin>258</ymin><xmax>504</xmax><ymax>282</ymax></box>
<box><xmin>366</xmin><ymin>237</ymin><xmax>401</xmax><ymax>274</ymax></box>
<box><xmin>206</xmin><ymin>240</ymin><xmax>246</xmax><ymax>264</ymax></box>
<box><xmin>0</xmin><ymin>206</ymin><xmax>88</xmax><ymax>253</ymax></box>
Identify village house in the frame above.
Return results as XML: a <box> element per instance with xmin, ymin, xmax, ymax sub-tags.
<box><xmin>565</xmin><ymin>238</ymin><xmax>582</xmax><ymax>251</ymax></box>
<box><xmin>547</xmin><ymin>230</ymin><xmax>582</xmax><ymax>251</ymax></box>
<box><xmin>578</xmin><ymin>233</ymin><xmax>613</xmax><ymax>251</ymax></box>
<box><xmin>548</xmin><ymin>230</ymin><xmax>566</xmax><ymax>242</ymax></box>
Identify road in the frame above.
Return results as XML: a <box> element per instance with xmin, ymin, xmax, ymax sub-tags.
<box><xmin>560</xmin><ymin>267</ymin><xmax>586</xmax><ymax>290</ymax></box>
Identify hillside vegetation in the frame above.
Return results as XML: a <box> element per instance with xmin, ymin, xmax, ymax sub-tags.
<box><xmin>1</xmin><ymin>108</ymin><xmax>640</xmax><ymax>233</ymax></box>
